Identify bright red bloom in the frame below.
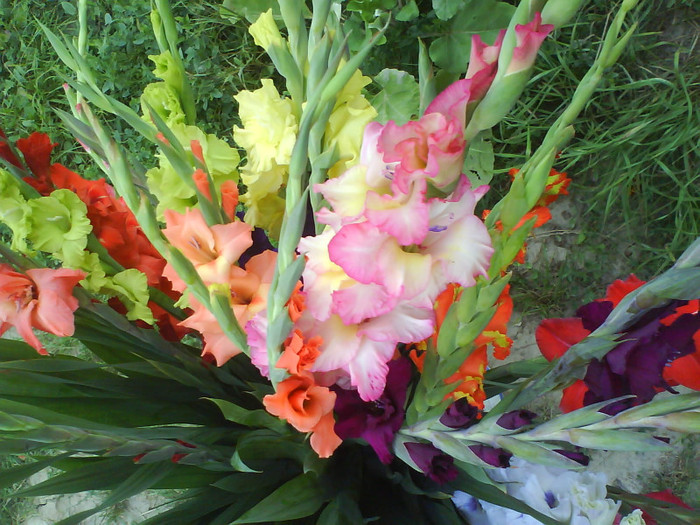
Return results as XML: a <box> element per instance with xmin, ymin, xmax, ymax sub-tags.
<box><xmin>16</xmin><ymin>133</ymin><xmax>57</xmax><ymax>193</ymax></box>
<box><xmin>0</xmin><ymin>264</ymin><xmax>85</xmax><ymax>354</ymax></box>
<box><xmin>0</xmin><ymin>128</ymin><xmax>23</xmax><ymax>169</ymax></box>
<box><xmin>641</xmin><ymin>490</ymin><xmax>693</xmax><ymax>525</ymax></box>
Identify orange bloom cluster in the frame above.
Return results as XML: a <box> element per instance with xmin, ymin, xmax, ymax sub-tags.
<box><xmin>483</xmin><ymin>167</ymin><xmax>571</xmax><ymax>265</ymax></box>
<box><xmin>0</xmin><ymin>264</ymin><xmax>85</xmax><ymax>354</ymax></box>
<box><xmin>259</xmin><ymin>282</ymin><xmax>341</xmax><ymax>458</ymax></box>
<box><xmin>410</xmin><ymin>282</ymin><xmax>514</xmax><ymax>410</ymax></box>
<box><xmin>263</xmin><ymin>314</ymin><xmax>341</xmax><ymax>457</ymax></box>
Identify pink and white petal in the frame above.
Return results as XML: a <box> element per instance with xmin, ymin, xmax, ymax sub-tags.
<box><xmin>423</xmin><ymin>215</ymin><xmax>493</xmax><ymax>287</ymax></box>
<box><xmin>329</xmin><ymin>222</ymin><xmax>432</xmax><ymax>298</ymax></box>
<box><xmin>314</xmin><ymin>207</ymin><xmax>343</xmax><ymax>229</ymax></box>
<box><xmin>378</xmin><ymin>120</ymin><xmax>421</xmax><ymax>164</ymax></box>
<box><xmin>364</xmin><ymin>180</ymin><xmax>429</xmax><ymax>246</ymax></box>
<box><xmin>246</xmin><ymin>311</ymin><xmax>270</xmax><ymax>377</ymax></box>
<box><xmin>465</xmin><ymin>31</ymin><xmax>504</xmax><ymax>81</ymax></box>
<box><xmin>331</xmin><ymin>282</ymin><xmax>398</xmax><ymax>325</ymax></box>
<box><xmin>359</xmin><ymin>301</ymin><xmax>435</xmax><ymax>344</ymax></box>
<box><xmin>346</xmin><ymin>337</ymin><xmax>397</xmax><ymax>401</ymax></box>
<box><xmin>327</xmin><ymin>222</ymin><xmax>390</xmax><ymax>285</ymax></box>
<box><xmin>311</xmin><ymin>315</ymin><xmax>361</xmax><ymax>372</ymax></box>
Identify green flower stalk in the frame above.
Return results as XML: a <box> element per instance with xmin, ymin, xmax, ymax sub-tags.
<box><xmin>151</xmin><ymin>0</ymin><xmax>197</xmax><ymax>125</ymax></box>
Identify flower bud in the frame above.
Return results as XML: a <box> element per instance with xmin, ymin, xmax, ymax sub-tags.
<box><xmin>249</xmin><ymin>9</ymin><xmax>284</xmax><ymax>52</ymax></box>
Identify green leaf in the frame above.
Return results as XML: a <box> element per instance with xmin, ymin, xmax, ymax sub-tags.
<box><xmin>464</xmin><ymin>130</ymin><xmax>495</xmax><ymax>186</ymax></box>
<box><xmin>418</xmin><ymin>38</ymin><xmax>436</xmax><ymax>115</ymax></box>
<box><xmin>316</xmin><ymin>493</ymin><xmax>364</xmax><ymax>525</ymax></box>
<box><xmin>233</xmin><ymin>472</ymin><xmax>326</xmax><ymax>523</ymax></box>
<box><xmin>213</xmin><ymin>468</ymin><xmax>297</xmax><ymax>493</ymax></box>
<box><xmin>429</xmin><ymin>1</ymin><xmax>515</xmax><ymax>74</ymax></box>
<box><xmin>396</xmin><ymin>0</ymin><xmax>419</xmax><ymax>21</ymax></box>
<box><xmin>562</xmin><ymin>429</ymin><xmax>671</xmax><ymax>451</ymax></box>
<box><xmin>138</xmin><ymin>488</ymin><xmax>240</xmax><ymax>525</ymax></box>
<box><xmin>54</xmin><ymin>462</ymin><xmax>176</xmax><ymax>525</ymax></box>
<box><xmin>494</xmin><ymin>437</ymin><xmax>584</xmax><ymax>469</ymax></box>
<box><xmin>370</xmin><ymin>69</ymin><xmax>420</xmax><ymax>125</ymax></box>
<box><xmin>60</xmin><ymin>1</ymin><xmax>76</xmax><ymax>15</ymax></box>
<box><xmin>231</xmin><ymin>449</ymin><xmax>262</xmax><ymax>473</ymax></box>
<box><xmin>15</xmin><ymin>457</ymin><xmax>136</xmax><ymax>496</ymax></box>
<box><xmin>0</xmin><ymin>452</ymin><xmax>72</xmax><ymax>491</ymax></box>
<box><xmin>432</xmin><ymin>0</ymin><xmax>461</xmax><ymax>20</ymax></box>
<box><xmin>220</xmin><ymin>0</ymin><xmax>281</xmax><ymax>23</ymax></box>
<box><xmin>205</xmin><ymin>398</ymin><xmax>286</xmax><ymax>432</ymax></box>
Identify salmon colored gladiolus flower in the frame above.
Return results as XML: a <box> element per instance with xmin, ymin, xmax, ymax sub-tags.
<box><xmin>162</xmin><ymin>208</ymin><xmax>253</xmax><ymax>289</ymax></box>
<box><xmin>263</xmin><ymin>372</ymin><xmax>341</xmax><ymax>458</ymax></box>
<box><xmin>0</xmin><ymin>264</ymin><xmax>85</xmax><ymax>354</ymax></box>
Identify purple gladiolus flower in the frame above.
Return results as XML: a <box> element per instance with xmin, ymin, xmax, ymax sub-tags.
<box><xmin>333</xmin><ymin>357</ymin><xmax>412</xmax><ymax>464</ymax></box>
<box><xmin>496</xmin><ymin>409</ymin><xmax>537</xmax><ymax>430</ymax></box>
<box><xmin>581</xmin><ymin>302</ymin><xmax>700</xmax><ymax>415</ymax></box>
<box><xmin>440</xmin><ymin>397</ymin><xmax>480</xmax><ymax>429</ymax></box>
<box><xmin>469</xmin><ymin>444</ymin><xmax>512</xmax><ymax>467</ymax></box>
<box><xmin>554</xmin><ymin>449</ymin><xmax>589</xmax><ymax>466</ymax></box>
<box><xmin>405</xmin><ymin>442</ymin><xmax>458</xmax><ymax>484</ymax></box>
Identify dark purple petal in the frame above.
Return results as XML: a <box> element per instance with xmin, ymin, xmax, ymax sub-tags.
<box><xmin>405</xmin><ymin>442</ymin><xmax>458</xmax><ymax>484</ymax></box>
<box><xmin>496</xmin><ymin>409</ymin><xmax>537</xmax><ymax>430</ymax></box>
<box><xmin>659</xmin><ymin>313</ymin><xmax>700</xmax><ymax>359</ymax></box>
<box><xmin>554</xmin><ymin>449</ymin><xmax>590</xmax><ymax>466</ymax></box>
<box><xmin>332</xmin><ymin>357</ymin><xmax>412</xmax><ymax>464</ymax></box>
<box><xmin>440</xmin><ymin>398</ymin><xmax>480</xmax><ymax>429</ymax></box>
<box><xmin>469</xmin><ymin>444</ymin><xmax>512</xmax><ymax>468</ymax></box>
<box><xmin>544</xmin><ymin>490</ymin><xmax>557</xmax><ymax>509</ymax></box>
<box><xmin>576</xmin><ymin>301</ymin><xmax>613</xmax><ymax>331</ymax></box>
<box><xmin>236</xmin><ymin>210</ymin><xmax>276</xmax><ymax>268</ymax></box>
<box><xmin>607</xmin><ymin>319</ymin><xmax>662</xmax><ymax>375</ymax></box>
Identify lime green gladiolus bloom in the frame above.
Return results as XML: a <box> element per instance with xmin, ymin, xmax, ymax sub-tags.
<box><xmin>0</xmin><ymin>168</ymin><xmax>32</xmax><ymax>254</ymax></box>
<box><xmin>26</xmin><ymin>189</ymin><xmax>92</xmax><ymax>265</ymax></box>
<box><xmin>141</xmin><ymin>81</ymin><xmax>186</xmax><ymax>127</ymax></box>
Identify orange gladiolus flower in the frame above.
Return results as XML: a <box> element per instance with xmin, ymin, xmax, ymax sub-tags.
<box><xmin>277</xmin><ymin>329</ymin><xmax>322</xmax><ymax>375</ymax></box>
<box><xmin>0</xmin><ymin>265</ymin><xmax>85</xmax><ymax>354</ymax></box>
<box><xmin>263</xmin><ymin>372</ymin><xmax>341</xmax><ymax>458</ymax></box>
<box><xmin>446</xmin><ymin>346</ymin><xmax>488</xmax><ymax>409</ymax></box>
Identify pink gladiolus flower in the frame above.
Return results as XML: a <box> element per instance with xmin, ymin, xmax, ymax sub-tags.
<box><xmin>466</xmin><ymin>32</ymin><xmax>505</xmax><ymax>82</ymax></box>
<box><xmin>506</xmin><ymin>12</ymin><xmax>554</xmax><ymax>75</ymax></box>
<box><xmin>378</xmin><ymin>113</ymin><xmax>466</xmax><ymax>191</ymax></box>
<box><xmin>0</xmin><ymin>264</ymin><xmax>85</xmax><ymax>354</ymax></box>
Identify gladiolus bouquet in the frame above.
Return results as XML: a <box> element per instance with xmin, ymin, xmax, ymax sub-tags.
<box><xmin>0</xmin><ymin>0</ymin><xmax>698</xmax><ymax>523</ymax></box>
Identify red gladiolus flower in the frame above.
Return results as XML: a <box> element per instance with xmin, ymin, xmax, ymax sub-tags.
<box><xmin>0</xmin><ymin>264</ymin><xmax>85</xmax><ymax>354</ymax></box>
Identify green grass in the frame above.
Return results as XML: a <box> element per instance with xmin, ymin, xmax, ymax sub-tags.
<box><xmin>498</xmin><ymin>0</ymin><xmax>699</xmax><ymax>316</ymax></box>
